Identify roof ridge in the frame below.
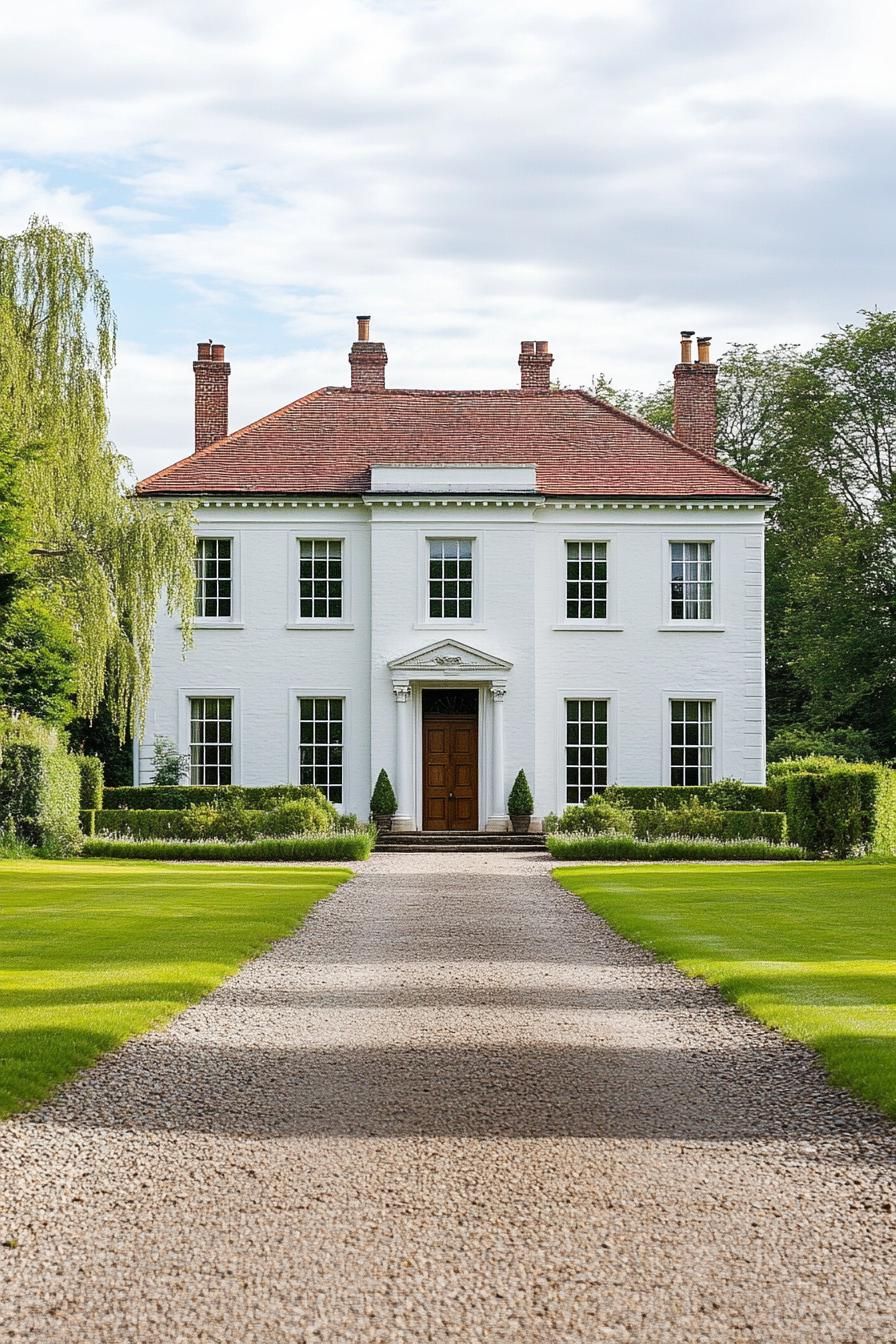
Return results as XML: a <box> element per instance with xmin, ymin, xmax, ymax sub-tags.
<box><xmin>136</xmin><ymin>386</ymin><xmax>336</xmax><ymax>490</ymax></box>
<box><xmin>571</xmin><ymin>388</ymin><xmax>771</xmax><ymax>494</ymax></box>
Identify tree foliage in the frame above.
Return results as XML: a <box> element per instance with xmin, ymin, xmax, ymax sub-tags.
<box><xmin>589</xmin><ymin>313</ymin><xmax>896</xmax><ymax>760</ymax></box>
<box><xmin>0</xmin><ymin>216</ymin><xmax>195</xmax><ymax>735</ymax></box>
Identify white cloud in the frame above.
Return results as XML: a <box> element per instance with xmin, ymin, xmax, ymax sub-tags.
<box><xmin>2</xmin><ymin>0</ymin><xmax>895</xmax><ymax>477</ymax></box>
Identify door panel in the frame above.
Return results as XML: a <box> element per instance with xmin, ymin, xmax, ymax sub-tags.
<box><xmin>423</xmin><ymin>714</ymin><xmax>478</xmax><ymax>830</ymax></box>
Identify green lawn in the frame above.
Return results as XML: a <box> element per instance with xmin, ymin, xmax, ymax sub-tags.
<box><xmin>555</xmin><ymin>860</ymin><xmax>896</xmax><ymax>1116</ymax></box>
<box><xmin>0</xmin><ymin>860</ymin><xmax>351</xmax><ymax>1117</ymax></box>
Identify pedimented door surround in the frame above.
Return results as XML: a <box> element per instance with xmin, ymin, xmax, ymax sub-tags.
<box><xmin>388</xmin><ymin>639</ymin><xmax>513</xmax><ymax>832</ymax></box>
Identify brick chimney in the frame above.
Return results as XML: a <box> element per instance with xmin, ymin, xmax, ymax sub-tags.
<box><xmin>349</xmin><ymin>315</ymin><xmax>387</xmax><ymax>391</ymax></box>
<box><xmin>519</xmin><ymin>339</ymin><xmax>553</xmax><ymax>393</ymax></box>
<box><xmin>193</xmin><ymin>340</ymin><xmax>230</xmax><ymax>452</ymax></box>
<box><xmin>673</xmin><ymin>330</ymin><xmax>717</xmax><ymax>457</ymax></box>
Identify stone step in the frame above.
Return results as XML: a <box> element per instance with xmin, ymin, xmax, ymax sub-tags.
<box><xmin>375</xmin><ymin>844</ymin><xmax>549</xmax><ymax>855</ymax></box>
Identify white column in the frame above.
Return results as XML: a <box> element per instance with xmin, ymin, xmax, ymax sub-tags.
<box><xmin>392</xmin><ymin>681</ymin><xmax>414</xmax><ymax>831</ymax></box>
<box><xmin>486</xmin><ymin>682</ymin><xmax>509</xmax><ymax>832</ymax></box>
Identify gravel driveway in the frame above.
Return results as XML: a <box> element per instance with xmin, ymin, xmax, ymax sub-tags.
<box><xmin>1</xmin><ymin>851</ymin><xmax>894</xmax><ymax>1343</ymax></box>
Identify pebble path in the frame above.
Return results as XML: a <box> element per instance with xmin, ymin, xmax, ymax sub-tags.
<box><xmin>1</xmin><ymin>851</ymin><xmax>894</xmax><ymax>1342</ymax></box>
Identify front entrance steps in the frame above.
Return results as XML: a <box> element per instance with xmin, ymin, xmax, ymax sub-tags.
<box><xmin>376</xmin><ymin>830</ymin><xmax>547</xmax><ymax>854</ymax></box>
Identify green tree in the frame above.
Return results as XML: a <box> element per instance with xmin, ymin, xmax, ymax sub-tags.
<box><xmin>589</xmin><ymin>318</ymin><xmax>896</xmax><ymax>759</ymax></box>
<box><xmin>0</xmin><ymin>592</ymin><xmax>75</xmax><ymax>724</ymax></box>
<box><xmin>0</xmin><ymin>216</ymin><xmax>195</xmax><ymax>735</ymax></box>
<box><xmin>587</xmin><ymin>373</ymin><xmax>674</xmax><ymax>433</ymax></box>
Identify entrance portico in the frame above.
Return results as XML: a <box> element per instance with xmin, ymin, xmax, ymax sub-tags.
<box><xmin>388</xmin><ymin>639</ymin><xmax>513</xmax><ymax>832</ymax></box>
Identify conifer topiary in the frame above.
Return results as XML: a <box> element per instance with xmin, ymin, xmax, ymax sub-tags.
<box><xmin>370</xmin><ymin>768</ymin><xmax>397</xmax><ymax>816</ymax></box>
<box><xmin>508</xmin><ymin>769</ymin><xmax>534</xmax><ymax>816</ymax></box>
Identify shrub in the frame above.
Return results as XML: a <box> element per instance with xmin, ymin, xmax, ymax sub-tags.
<box><xmin>83</xmin><ymin>832</ymin><xmax>375</xmax><ymax>862</ymax></box>
<box><xmin>557</xmin><ymin>796</ymin><xmax>635</xmax><ymax>836</ymax></box>
<box><xmin>602</xmin><ymin>784</ymin><xmax>775</xmax><ymax>812</ymax></box>
<box><xmin>632</xmin><ymin>807</ymin><xmax>786</xmax><ymax>844</ymax></box>
<box><xmin>547</xmin><ymin>833</ymin><xmax>804</xmax><ymax>861</ymax></box>
<box><xmin>103</xmin><ymin>784</ymin><xmax>337</xmax><ymax>812</ymax></box>
<box><xmin>704</xmin><ymin>778</ymin><xmax>755</xmax><ymax>810</ymax></box>
<box><xmin>260</xmin><ymin>799</ymin><xmax>335</xmax><ymax>837</ymax></box>
<box><xmin>765</xmin><ymin>757</ymin><xmax>896</xmax><ymax>856</ymax></box>
<box><xmin>149</xmin><ymin>735</ymin><xmax>190</xmax><ymax>785</ymax></box>
<box><xmin>767</xmin><ymin>726</ymin><xmax>879</xmax><ymax>764</ymax></box>
<box><xmin>80</xmin><ymin>809</ymin><xmax>96</xmax><ymax>837</ymax></box>
<box><xmin>508</xmin><ymin>770</ymin><xmax>534</xmax><ymax>815</ymax></box>
<box><xmin>74</xmin><ymin>754</ymin><xmax>104</xmax><ymax>810</ymax></box>
<box><xmin>0</xmin><ymin>723</ymin><xmax>81</xmax><ymax>856</ymax></box>
<box><xmin>370</xmin><ymin>769</ymin><xmax>397</xmax><ymax>816</ymax></box>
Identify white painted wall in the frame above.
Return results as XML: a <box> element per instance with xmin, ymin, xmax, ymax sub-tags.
<box><xmin>141</xmin><ymin>496</ymin><xmax>768</xmax><ymax>821</ymax></box>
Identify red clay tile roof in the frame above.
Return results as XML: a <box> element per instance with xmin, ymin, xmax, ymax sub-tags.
<box><xmin>136</xmin><ymin>387</ymin><xmax>771</xmax><ymax>498</ymax></box>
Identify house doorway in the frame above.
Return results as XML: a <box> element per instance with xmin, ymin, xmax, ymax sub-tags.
<box><xmin>422</xmin><ymin>688</ymin><xmax>479</xmax><ymax>830</ymax></box>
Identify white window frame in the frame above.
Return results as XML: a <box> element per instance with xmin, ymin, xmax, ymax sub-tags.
<box><xmin>286</xmin><ymin>530</ymin><xmax>354</xmax><ymax>629</ymax></box>
<box><xmin>554</xmin><ymin>531</ymin><xmax>623</xmax><ymax>630</ymax></box>
<box><xmin>191</xmin><ymin>530</ymin><xmax>243</xmax><ymax>628</ymax></box>
<box><xmin>178</xmin><ymin>688</ymin><xmax>241</xmax><ymax>785</ymax></box>
<box><xmin>287</xmin><ymin>688</ymin><xmax>350</xmax><ymax>812</ymax></box>
<box><xmin>662</xmin><ymin>692</ymin><xmax>722</xmax><ymax>785</ymax></box>
<box><xmin>416</xmin><ymin>528</ymin><xmax>484</xmax><ymax>628</ymax></box>
<box><xmin>660</xmin><ymin>532</ymin><xmax>724</xmax><ymax>631</ymax></box>
<box><xmin>557</xmin><ymin>691</ymin><xmax>618</xmax><ymax>810</ymax></box>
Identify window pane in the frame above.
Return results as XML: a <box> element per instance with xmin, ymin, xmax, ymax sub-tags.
<box><xmin>565</xmin><ymin>540</ymin><xmax>608</xmax><ymax>621</ymax></box>
<box><xmin>669</xmin><ymin>541</ymin><xmax>712</xmax><ymax>621</ymax></box>
<box><xmin>194</xmin><ymin>538</ymin><xmax>233</xmax><ymax>619</ymax></box>
<box><xmin>669</xmin><ymin>699</ymin><xmax>713</xmax><ymax>785</ymax></box>
<box><xmin>298</xmin><ymin>539</ymin><xmax>343</xmax><ymax>619</ymax></box>
<box><xmin>565</xmin><ymin>699</ymin><xmax>609</xmax><ymax>803</ymax></box>
<box><xmin>428</xmin><ymin>538</ymin><xmax>473</xmax><ymax>620</ymax></box>
<box><xmin>296</xmin><ymin>697</ymin><xmax>344</xmax><ymax>803</ymax></box>
<box><xmin>188</xmin><ymin>697</ymin><xmax>233</xmax><ymax>785</ymax></box>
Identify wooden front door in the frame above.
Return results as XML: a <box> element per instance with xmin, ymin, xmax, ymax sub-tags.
<box><xmin>423</xmin><ymin>715</ymin><xmax>478</xmax><ymax>830</ymax></box>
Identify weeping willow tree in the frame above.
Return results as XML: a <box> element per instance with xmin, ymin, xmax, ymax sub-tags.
<box><xmin>0</xmin><ymin>215</ymin><xmax>195</xmax><ymax>736</ymax></box>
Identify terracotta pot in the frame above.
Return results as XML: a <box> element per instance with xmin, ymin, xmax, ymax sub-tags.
<box><xmin>510</xmin><ymin>813</ymin><xmax>531</xmax><ymax>834</ymax></box>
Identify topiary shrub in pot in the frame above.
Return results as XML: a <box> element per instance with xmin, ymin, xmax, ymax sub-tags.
<box><xmin>508</xmin><ymin>770</ymin><xmax>534</xmax><ymax>833</ymax></box>
<box><xmin>370</xmin><ymin>769</ymin><xmax>398</xmax><ymax>832</ymax></box>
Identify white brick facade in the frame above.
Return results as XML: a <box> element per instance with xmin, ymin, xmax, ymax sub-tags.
<box><xmin>139</xmin><ymin>492</ymin><xmax>768</xmax><ymax>827</ymax></box>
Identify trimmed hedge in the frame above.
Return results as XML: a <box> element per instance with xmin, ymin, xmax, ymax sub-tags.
<box><xmin>547</xmin><ymin>833</ymin><xmax>804</xmax><ymax>862</ymax></box>
<box><xmin>83</xmin><ymin>832</ymin><xmax>374</xmax><ymax>862</ymax></box>
<box><xmin>103</xmin><ymin>784</ymin><xmax>334</xmax><ymax>811</ymax></box>
<box><xmin>603</xmin><ymin>784</ymin><xmax>776</xmax><ymax>812</ymax></box>
<box><xmin>94</xmin><ymin>803</ymin><xmax>338</xmax><ymax>841</ymax></box>
<box><xmin>631</xmin><ymin>808</ymin><xmax>787</xmax><ymax>844</ymax></box>
<box><xmin>80</xmin><ymin>809</ymin><xmax>96</xmax><ymax>837</ymax></box>
<box><xmin>782</xmin><ymin>763</ymin><xmax>896</xmax><ymax>858</ymax></box>
<box><xmin>74</xmin><ymin>755</ymin><xmax>104</xmax><ymax>810</ymax></box>
<box><xmin>0</xmin><ymin>736</ymin><xmax>81</xmax><ymax>855</ymax></box>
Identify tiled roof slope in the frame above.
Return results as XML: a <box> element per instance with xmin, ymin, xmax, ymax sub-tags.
<box><xmin>136</xmin><ymin>387</ymin><xmax>770</xmax><ymax>498</ymax></box>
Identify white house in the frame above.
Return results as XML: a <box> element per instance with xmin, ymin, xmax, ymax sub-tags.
<box><xmin>135</xmin><ymin>321</ymin><xmax>771</xmax><ymax>831</ymax></box>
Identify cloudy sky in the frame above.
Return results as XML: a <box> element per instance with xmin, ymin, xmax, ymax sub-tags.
<box><xmin>2</xmin><ymin>0</ymin><xmax>895</xmax><ymax>481</ymax></box>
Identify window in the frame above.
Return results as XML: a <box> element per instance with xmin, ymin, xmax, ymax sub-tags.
<box><xmin>670</xmin><ymin>541</ymin><xmax>712</xmax><ymax>621</ymax></box>
<box><xmin>565</xmin><ymin>699</ymin><xmax>608</xmax><ymax>803</ymax></box>
<box><xmin>299</xmin><ymin>697</ymin><xmax>343</xmax><ymax>803</ymax></box>
<box><xmin>298</xmin><ymin>539</ymin><xmax>343</xmax><ymax>620</ymax></box>
<box><xmin>194</xmin><ymin>538</ymin><xmax>232</xmax><ymax>618</ymax></box>
<box><xmin>670</xmin><ymin>699</ymin><xmax>713</xmax><ymax>785</ymax></box>
<box><xmin>566</xmin><ymin>541</ymin><xmax>607</xmax><ymax>620</ymax></box>
<box><xmin>189</xmin><ymin>697</ymin><xmax>233</xmax><ymax>785</ymax></box>
<box><xmin>429</xmin><ymin>538</ymin><xmax>473</xmax><ymax>620</ymax></box>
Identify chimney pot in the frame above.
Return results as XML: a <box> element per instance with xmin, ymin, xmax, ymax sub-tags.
<box><xmin>535</xmin><ymin>340</ymin><xmax>550</xmax><ymax>355</ymax></box>
<box><xmin>696</xmin><ymin>335</ymin><xmax>712</xmax><ymax>363</ymax></box>
<box><xmin>193</xmin><ymin>339</ymin><xmax>230</xmax><ymax>452</ymax></box>
<box><xmin>356</xmin><ymin>314</ymin><xmax>371</xmax><ymax>342</ymax></box>
<box><xmin>679</xmin><ymin>330</ymin><xmax>695</xmax><ymax>363</ymax></box>
<box><xmin>520</xmin><ymin>340</ymin><xmax>535</xmax><ymax>354</ymax></box>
